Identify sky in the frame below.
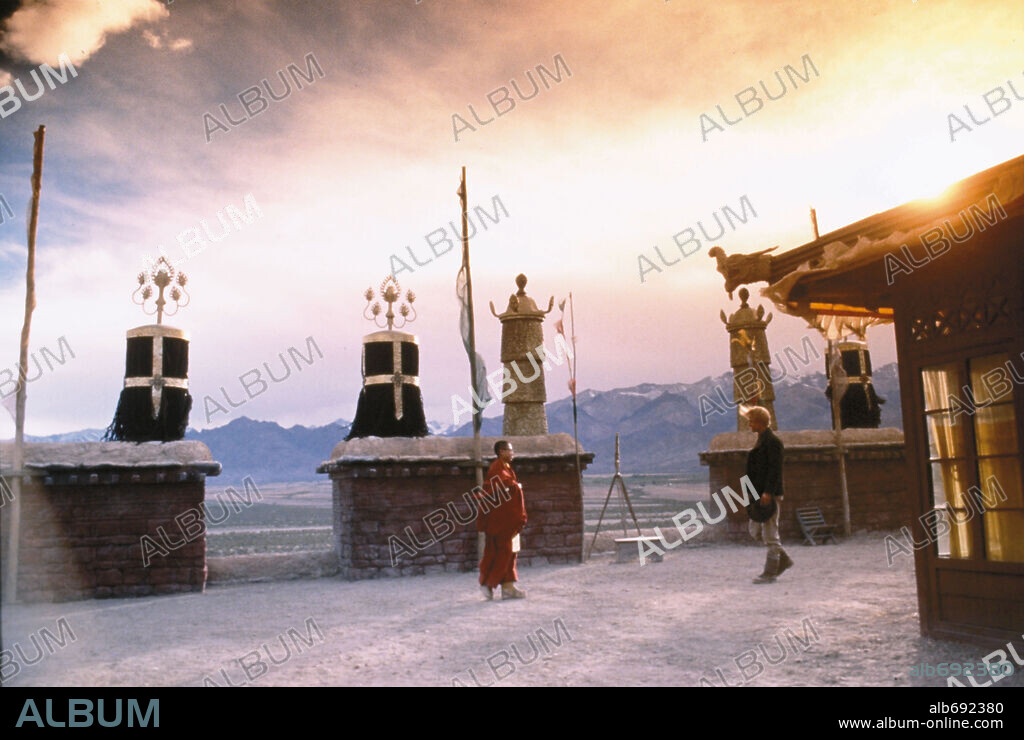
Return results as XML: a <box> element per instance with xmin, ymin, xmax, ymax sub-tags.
<box><xmin>0</xmin><ymin>0</ymin><xmax>1022</xmax><ymax>436</ymax></box>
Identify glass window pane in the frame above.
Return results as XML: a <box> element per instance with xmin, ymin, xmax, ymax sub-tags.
<box><xmin>974</xmin><ymin>403</ymin><xmax>1018</xmax><ymax>456</ymax></box>
<box><xmin>934</xmin><ymin>513</ymin><xmax>952</xmax><ymax>557</ymax></box>
<box><xmin>932</xmin><ymin>506</ymin><xmax>974</xmax><ymax>558</ymax></box>
<box><xmin>930</xmin><ymin>461</ymin><xmax>972</xmax><ymax>508</ymax></box>
<box><xmin>922</xmin><ymin>363</ymin><xmax>960</xmax><ymax>412</ymax></box>
<box><xmin>921</xmin><ymin>354</ymin><xmax>1024</xmax><ymax>564</ymax></box>
<box><xmin>984</xmin><ymin>511</ymin><xmax>1024</xmax><ymax>562</ymax></box>
<box><xmin>969</xmin><ymin>353</ymin><xmax>1013</xmax><ymax>405</ymax></box>
<box><xmin>926</xmin><ymin>412</ymin><xmax>968</xmax><ymax>460</ymax></box>
<box><xmin>976</xmin><ymin>458</ymin><xmax>1023</xmax><ymax>510</ymax></box>
<box><xmin>929</xmin><ymin>461</ymin><xmax>973</xmax><ymax>558</ymax></box>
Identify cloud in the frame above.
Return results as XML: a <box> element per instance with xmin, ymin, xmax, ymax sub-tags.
<box><xmin>142</xmin><ymin>29</ymin><xmax>161</xmax><ymax>49</ymax></box>
<box><xmin>0</xmin><ymin>0</ymin><xmax>167</xmax><ymax>66</ymax></box>
<box><xmin>0</xmin><ymin>0</ymin><xmax>1015</xmax><ymax>436</ymax></box>
<box><xmin>141</xmin><ymin>28</ymin><xmax>192</xmax><ymax>52</ymax></box>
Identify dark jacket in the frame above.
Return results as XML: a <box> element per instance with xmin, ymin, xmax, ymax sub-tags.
<box><xmin>745</xmin><ymin>428</ymin><xmax>784</xmax><ymax>499</ymax></box>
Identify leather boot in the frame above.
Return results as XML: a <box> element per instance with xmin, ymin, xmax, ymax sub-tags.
<box><xmin>777</xmin><ymin>550</ymin><xmax>794</xmax><ymax>576</ymax></box>
<box><xmin>753</xmin><ymin>551</ymin><xmax>780</xmax><ymax>584</ymax></box>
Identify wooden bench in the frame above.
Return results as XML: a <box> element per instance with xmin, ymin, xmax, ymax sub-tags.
<box><xmin>796</xmin><ymin>507</ymin><xmax>839</xmax><ymax>546</ymax></box>
<box><xmin>614</xmin><ymin>536</ymin><xmax>663</xmax><ymax>564</ymax></box>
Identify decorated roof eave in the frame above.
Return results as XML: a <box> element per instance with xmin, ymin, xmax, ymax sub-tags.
<box><xmin>709</xmin><ymin>152</ymin><xmax>1024</xmax><ymax>326</ymax></box>
<box><xmin>778</xmin><ymin>300</ymin><xmax>894</xmax><ymax>321</ymax></box>
<box><xmin>766</xmin><ymin>152</ymin><xmax>1024</xmax><ymax>285</ymax></box>
<box><xmin>776</xmin><ymin>257</ymin><xmax>896</xmax><ymax>322</ymax></box>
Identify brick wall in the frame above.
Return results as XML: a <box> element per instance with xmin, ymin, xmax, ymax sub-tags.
<box><xmin>329</xmin><ymin>458</ymin><xmax>586</xmax><ymax>580</ymax></box>
<box><xmin>701</xmin><ymin>439</ymin><xmax>909</xmax><ymax>541</ymax></box>
<box><xmin>3</xmin><ymin>470</ymin><xmax>210</xmax><ymax>603</ymax></box>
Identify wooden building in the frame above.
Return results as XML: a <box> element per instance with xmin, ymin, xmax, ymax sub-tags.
<box><xmin>714</xmin><ymin>153</ymin><xmax>1024</xmax><ymax>643</ymax></box>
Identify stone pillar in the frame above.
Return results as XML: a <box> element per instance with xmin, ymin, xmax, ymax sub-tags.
<box><xmin>491</xmin><ymin>274</ymin><xmax>553</xmax><ymax>436</ymax></box>
<box><xmin>721</xmin><ymin>287</ymin><xmax>777</xmax><ymax>430</ymax></box>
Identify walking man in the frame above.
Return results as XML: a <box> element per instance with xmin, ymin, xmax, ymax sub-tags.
<box><xmin>743</xmin><ymin>406</ymin><xmax>794</xmax><ymax>584</ymax></box>
<box><xmin>477</xmin><ymin>440</ymin><xmax>528</xmax><ymax>600</ymax></box>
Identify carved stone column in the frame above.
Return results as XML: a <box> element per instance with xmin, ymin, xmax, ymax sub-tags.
<box><xmin>491</xmin><ymin>274</ymin><xmax>553</xmax><ymax>435</ymax></box>
<box><xmin>721</xmin><ymin>287</ymin><xmax>777</xmax><ymax>430</ymax></box>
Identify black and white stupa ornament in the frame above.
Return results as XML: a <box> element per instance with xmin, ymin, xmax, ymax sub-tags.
<box><xmin>346</xmin><ymin>275</ymin><xmax>429</xmax><ymax>439</ymax></box>
<box><xmin>104</xmin><ymin>257</ymin><xmax>193</xmax><ymax>442</ymax></box>
<box><xmin>825</xmin><ymin>338</ymin><xmax>886</xmax><ymax>429</ymax></box>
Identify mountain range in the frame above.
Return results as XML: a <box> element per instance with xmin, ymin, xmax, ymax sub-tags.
<box><xmin>449</xmin><ymin>363</ymin><xmax>902</xmax><ymax>475</ymax></box>
<box><xmin>18</xmin><ymin>364</ymin><xmax>903</xmax><ymax>482</ymax></box>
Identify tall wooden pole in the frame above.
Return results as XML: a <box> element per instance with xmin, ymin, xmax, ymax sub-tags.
<box><xmin>4</xmin><ymin>125</ymin><xmax>45</xmax><ymax>604</ymax></box>
<box><xmin>459</xmin><ymin>167</ymin><xmax>483</xmax><ymax>491</ymax></box>
<box><xmin>568</xmin><ymin>292</ymin><xmax>586</xmax><ymax>560</ymax></box>
<box><xmin>459</xmin><ymin>168</ymin><xmax>485</xmax><ymax>563</ymax></box>
<box><xmin>829</xmin><ymin>340</ymin><xmax>852</xmax><ymax>537</ymax></box>
<box><xmin>812</xmin><ymin>207</ymin><xmax>850</xmax><ymax>534</ymax></box>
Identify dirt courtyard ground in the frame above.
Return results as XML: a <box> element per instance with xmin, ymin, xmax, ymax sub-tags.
<box><xmin>3</xmin><ymin>532</ymin><xmax>1022</xmax><ymax>687</ymax></box>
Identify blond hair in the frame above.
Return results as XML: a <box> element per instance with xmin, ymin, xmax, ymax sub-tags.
<box><xmin>745</xmin><ymin>406</ymin><xmax>772</xmax><ymax>426</ymax></box>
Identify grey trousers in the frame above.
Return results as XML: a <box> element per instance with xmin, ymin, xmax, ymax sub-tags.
<box><xmin>749</xmin><ymin>499</ymin><xmax>783</xmax><ymax>557</ymax></box>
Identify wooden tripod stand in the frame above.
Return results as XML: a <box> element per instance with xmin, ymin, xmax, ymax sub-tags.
<box><xmin>585</xmin><ymin>433</ymin><xmax>641</xmax><ymax>560</ymax></box>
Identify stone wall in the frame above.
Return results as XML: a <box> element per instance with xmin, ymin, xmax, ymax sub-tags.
<box><xmin>319</xmin><ymin>435</ymin><xmax>592</xmax><ymax>579</ymax></box>
<box><xmin>1</xmin><ymin>442</ymin><xmax>220</xmax><ymax>603</ymax></box>
<box><xmin>699</xmin><ymin>429</ymin><xmax>909</xmax><ymax>541</ymax></box>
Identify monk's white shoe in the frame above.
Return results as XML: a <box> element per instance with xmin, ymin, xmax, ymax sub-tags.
<box><xmin>480</xmin><ymin>585</ymin><xmax>494</xmax><ymax>601</ymax></box>
<box><xmin>501</xmin><ymin>583</ymin><xmax>526</xmax><ymax>599</ymax></box>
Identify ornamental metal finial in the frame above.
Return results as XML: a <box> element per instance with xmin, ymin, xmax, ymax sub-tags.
<box><xmin>489</xmin><ymin>273</ymin><xmax>554</xmax><ymax>318</ymax></box>
<box><xmin>363</xmin><ymin>275</ymin><xmax>416</xmax><ymax>330</ymax></box>
<box><xmin>133</xmin><ymin>256</ymin><xmax>189</xmax><ymax>324</ymax></box>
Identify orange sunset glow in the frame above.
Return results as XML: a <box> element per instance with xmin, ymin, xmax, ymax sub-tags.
<box><xmin>0</xmin><ymin>0</ymin><xmax>1021</xmax><ymax>434</ymax></box>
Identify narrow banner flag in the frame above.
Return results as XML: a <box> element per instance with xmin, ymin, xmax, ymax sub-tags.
<box><xmin>456</xmin><ymin>173</ymin><xmax>491</xmax><ymax>410</ymax></box>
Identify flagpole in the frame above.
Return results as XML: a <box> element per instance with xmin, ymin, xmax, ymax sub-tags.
<box><xmin>829</xmin><ymin>340</ymin><xmax>852</xmax><ymax>537</ymax></box>
<box><xmin>568</xmin><ymin>293</ymin><xmax>584</xmax><ymax>558</ymax></box>
<box><xmin>812</xmin><ymin>208</ymin><xmax>850</xmax><ymax>536</ymax></box>
<box><xmin>459</xmin><ymin>167</ymin><xmax>483</xmax><ymax>492</ymax></box>
<box><xmin>4</xmin><ymin>125</ymin><xmax>45</xmax><ymax>607</ymax></box>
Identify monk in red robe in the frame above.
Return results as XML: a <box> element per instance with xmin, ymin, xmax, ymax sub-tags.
<box><xmin>477</xmin><ymin>440</ymin><xmax>527</xmax><ymax>600</ymax></box>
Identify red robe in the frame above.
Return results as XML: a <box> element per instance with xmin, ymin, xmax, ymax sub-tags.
<box><xmin>477</xmin><ymin>458</ymin><xmax>527</xmax><ymax>589</ymax></box>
